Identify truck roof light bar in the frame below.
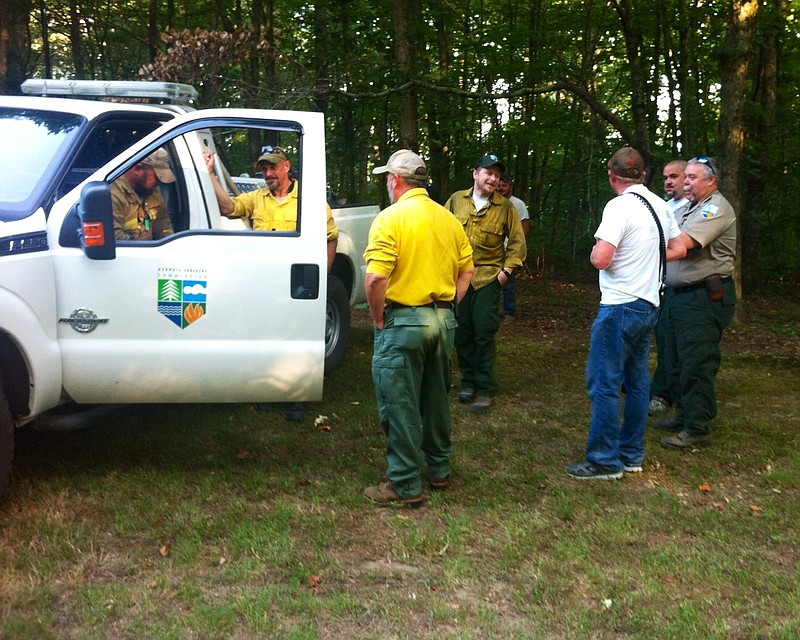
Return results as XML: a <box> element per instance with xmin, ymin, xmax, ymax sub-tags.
<box><xmin>21</xmin><ymin>79</ymin><xmax>198</xmax><ymax>105</ymax></box>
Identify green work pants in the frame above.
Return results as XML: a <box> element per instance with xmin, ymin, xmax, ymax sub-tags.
<box><xmin>650</xmin><ymin>287</ymin><xmax>676</xmax><ymax>404</ymax></box>
<box><xmin>666</xmin><ymin>280</ymin><xmax>736</xmax><ymax>436</ymax></box>
<box><xmin>371</xmin><ymin>306</ymin><xmax>458</xmax><ymax>498</ymax></box>
<box><xmin>455</xmin><ymin>281</ymin><xmax>502</xmax><ymax>395</ymax></box>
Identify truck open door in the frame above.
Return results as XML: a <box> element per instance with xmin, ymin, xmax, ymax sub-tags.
<box><xmin>48</xmin><ymin>111</ymin><xmax>329</xmax><ymax>404</ymax></box>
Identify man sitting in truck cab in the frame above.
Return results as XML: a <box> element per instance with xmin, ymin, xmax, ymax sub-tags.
<box><xmin>111</xmin><ymin>148</ymin><xmax>176</xmax><ymax>241</ymax></box>
<box><xmin>204</xmin><ymin>146</ymin><xmax>339</xmax><ymax>271</ymax></box>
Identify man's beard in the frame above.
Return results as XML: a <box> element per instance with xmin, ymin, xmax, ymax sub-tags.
<box><xmin>387</xmin><ymin>176</ymin><xmax>396</xmax><ymax>204</ymax></box>
<box><xmin>133</xmin><ymin>183</ymin><xmax>154</xmax><ymax>198</ymax></box>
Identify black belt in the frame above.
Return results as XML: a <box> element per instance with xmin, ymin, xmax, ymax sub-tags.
<box><xmin>673</xmin><ymin>275</ymin><xmax>731</xmax><ymax>294</ymax></box>
<box><xmin>387</xmin><ymin>300</ymin><xmax>454</xmax><ymax>310</ymax></box>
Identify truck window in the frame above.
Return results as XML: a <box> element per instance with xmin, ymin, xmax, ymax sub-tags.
<box><xmin>59</xmin><ymin>123</ymin><xmax>310</xmax><ymax>248</ymax></box>
<box><xmin>0</xmin><ymin>108</ymin><xmax>84</xmax><ymax>220</ymax></box>
<box><xmin>111</xmin><ymin>147</ymin><xmax>178</xmax><ymax>242</ymax></box>
<box><xmin>204</xmin><ymin>127</ymin><xmax>305</xmax><ymax>234</ymax></box>
<box><xmin>59</xmin><ymin>116</ymin><xmax>170</xmax><ymax>199</ymax></box>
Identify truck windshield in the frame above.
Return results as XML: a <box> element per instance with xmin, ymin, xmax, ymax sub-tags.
<box><xmin>0</xmin><ymin>108</ymin><xmax>84</xmax><ymax>220</ymax></box>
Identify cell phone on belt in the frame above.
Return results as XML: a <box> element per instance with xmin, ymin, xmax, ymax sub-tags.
<box><xmin>704</xmin><ymin>274</ymin><xmax>724</xmax><ymax>301</ymax></box>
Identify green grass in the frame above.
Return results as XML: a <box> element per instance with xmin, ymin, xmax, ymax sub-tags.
<box><xmin>1</xmin><ymin>279</ymin><xmax>798</xmax><ymax>639</ymax></box>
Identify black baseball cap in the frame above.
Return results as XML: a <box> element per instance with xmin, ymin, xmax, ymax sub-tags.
<box><xmin>474</xmin><ymin>154</ymin><xmax>506</xmax><ymax>173</ymax></box>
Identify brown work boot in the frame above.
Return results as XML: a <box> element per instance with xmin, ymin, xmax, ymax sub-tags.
<box><xmin>660</xmin><ymin>430</ymin><xmax>712</xmax><ymax>450</ymax></box>
<box><xmin>429</xmin><ymin>475</ymin><xmax>450</xmax><ymax>491</ymax></box>
<box><xmin>458</xmin><ymin>387</ymin><xmax>476</xmax><ymax>404</ymax></box>
<box><xmin>655</xmin><ymin>417</ymin><xmax>683</xmax><ymax>432</ymax></box>
<box><xmin>363</xmin><ymin>482</ymin><xmax>424</xmax><ymax>508</ymax></box>
<box><xmin>470</xmin><ymin>395</ymin><xmax>493</xmax><ymax>412</ymax></box>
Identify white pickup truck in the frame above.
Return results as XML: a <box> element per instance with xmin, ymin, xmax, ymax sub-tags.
<box><xmin>0</xmin><ymin>81</ymin><xmax>378</xmax><ymax>499</ymax></box>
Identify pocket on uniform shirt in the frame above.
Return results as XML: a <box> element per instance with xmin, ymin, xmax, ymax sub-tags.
<box><xmin>476</xmin><ymin>222</ymin><xmax>505</xmax><ymax>251</ymax></box>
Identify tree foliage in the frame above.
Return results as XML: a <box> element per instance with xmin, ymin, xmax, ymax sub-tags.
<box><xmin>4</xmin><ymin>0</ymin><xmax>799</xmax><ymax>289</ymax></box>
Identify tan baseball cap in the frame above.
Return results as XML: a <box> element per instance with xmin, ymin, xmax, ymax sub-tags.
<box><xmin>372</xmin><ymin>149</ymin><xmax>428</xmax><ymax>180</ymax></box>
<box><xmin>141</xmin><ymin>148</ymin><xmax>176</xmax><ymax>183</ymax></box>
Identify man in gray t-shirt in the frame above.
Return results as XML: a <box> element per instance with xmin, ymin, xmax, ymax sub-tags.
<box><xmin>496</xmin><ymin>175</ymin><xmax>530</xmax><ymax>320</ymax></box>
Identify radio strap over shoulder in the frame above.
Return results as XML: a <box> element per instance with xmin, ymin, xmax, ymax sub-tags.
<box><xmin>629</xmin><ymin>192</ymin><xmax>666</xmax><ymax>304</ymax></box>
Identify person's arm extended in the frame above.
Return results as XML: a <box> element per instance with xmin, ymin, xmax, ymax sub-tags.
<box><xmin>666</xmin><ymin>231</ymin><xmax>697</xmax><ymax>261</ymax></box>
<box><xmin>203</xmin><ymin>151</ymin><xmax>235</xmax><ymax>216</ymax></box>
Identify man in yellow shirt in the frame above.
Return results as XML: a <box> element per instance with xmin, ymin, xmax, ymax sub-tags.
<box><xmin>205</xmin><ymin>146</ymin><xmax>339</xmax><ymax>271</ymax></box>
<box><xmin>363</xmin><ymin>149</ymin><xmax>475</xmax><ymax>507</ymax></box>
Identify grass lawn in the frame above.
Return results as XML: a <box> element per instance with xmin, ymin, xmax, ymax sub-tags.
<box><xmin>1</xmin><ymin>278</ymin><xmax>798</xmax><ymax>639</ymax></box>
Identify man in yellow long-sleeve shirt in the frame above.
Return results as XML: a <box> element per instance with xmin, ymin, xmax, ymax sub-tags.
<box><xmin>363</xmin><ymin>149</ymin><xmax>475</xmax><ymax>507</ymax></box>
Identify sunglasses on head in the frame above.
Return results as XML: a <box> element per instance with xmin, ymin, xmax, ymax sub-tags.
<box><xmin>260</xmin><ymin>145</ymin><xmax>285</xmax><ymax>155</ymax></box>
<box><xmin>693</xmin><ymin>155</ymin><xmax>716</xmax><ymax>176</ymax></box>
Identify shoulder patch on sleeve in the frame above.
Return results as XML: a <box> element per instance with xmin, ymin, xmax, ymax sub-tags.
<box><xmin>701</xmin><ymin>204</ymin><xmax>720</xmax><ymax>219</ymax></box>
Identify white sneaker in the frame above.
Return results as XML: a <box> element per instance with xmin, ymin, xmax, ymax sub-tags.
<box><xmin>648</xmin><ymin>397</ymin><xmax>669</xmax><ymax>416</ymax></box>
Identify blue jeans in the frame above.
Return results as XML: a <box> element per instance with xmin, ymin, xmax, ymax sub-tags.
<box><xmin>502</xmin><ymin>271</ymin><xmax>517</xmax><ymax>316</ymax></box>
<box><xmin>585</xmin><ymin>299</ymin><xmax>660</xmax><ymax>470</ymax></box>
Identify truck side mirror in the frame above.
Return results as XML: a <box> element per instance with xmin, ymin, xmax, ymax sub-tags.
<box><xmin>78</xmin><ymin>181</ymin><xmax>116</xmax><ymax>260</ymax></box>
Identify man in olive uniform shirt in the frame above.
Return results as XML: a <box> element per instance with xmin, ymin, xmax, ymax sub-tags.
<box><xmin>656</xmin><ymin>156</ymin><xmax>737</xmax><ymax>449</ymax></box>
<box><xmin>111</xmin><ymin>148</ymin><xmax>175</xmax><ymax>241</ymax></box>
<box><xmin>363</xmin><ymin>149</ymin><xmax>475</xmax><ymax>507</ymax></box>
<box><xmin>444</xmin><ymin>155</ymin><xmax>527</xmax><ymax>411</ymax></box>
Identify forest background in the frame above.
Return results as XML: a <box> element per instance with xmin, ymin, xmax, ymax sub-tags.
<box><xmin>0</xmin><ymin>0</ymin><xmax>797</xmax><ymax>293</ymax></box>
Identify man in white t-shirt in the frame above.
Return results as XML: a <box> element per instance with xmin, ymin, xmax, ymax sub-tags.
<box><xmin>496</xmin><ymin>175</ymin><xmax>530</xmax><ymax>321</ymax></box>
<box><xmin>566</xmin><ymin>147</ymin><xmax>681</xmax><ymax>480</ymax></box>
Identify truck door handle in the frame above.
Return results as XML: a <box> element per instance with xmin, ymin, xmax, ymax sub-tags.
<box><xmin>290</xmin><ymin>264</ymin><xmax>320</xmax><ymax>299</ymax></box>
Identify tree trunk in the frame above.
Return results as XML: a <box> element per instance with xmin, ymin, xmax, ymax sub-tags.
<box><xmin>148</xmin><ymin>0</ymin><xmax>159</xmax><ymax>62</ymax></box>
<box><xmin>426</xmin><ymin>1</ymin><xmax>452</xmax><ymax>198</ymax></box>
<box><xmin>248</xmin><ymin>0</ymin><xmax>266</xmax><ymax>160</ymax></box>
<box><xmin>718</xmin><ymin>0</ymin><xmax>759</xmax><ymax>300</ymax></box>
<box><xmin>741</xmin><ymin>0</ymin><xmax>783</xmax><ymax>292</ymax></box>
<box><xmin>69</xmin><ymin>0</ymin><xmax>85</xmax><ymax>78</ymax></box>
<box><xmin>0</xmin><ymin>0</ymin><xmax>32</xmax><ymax>93</ymax></box>
<box><xmin>391</xmin><ymin>0</ymin><xmax>418</xmax><ymax>151</ymax></box>
<box><xmin>610</xmin><ymin>0</ymin><xmax>653</xmax><ymax>159</ymax></box>
<box><xmin>39</xmin><ymin>0</ymin><xmax>50</xmax><ymax>78</ymax></box>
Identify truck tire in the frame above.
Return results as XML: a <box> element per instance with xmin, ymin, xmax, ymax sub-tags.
<box><xmin>0</xmin><ymin>390</ymin><xmax>13</xmax><ymax>504</ymax></box>
<box><xmin>325</xmin><ymin>274</ymin><xmax>351</xmax><ymax>373</ymax></box>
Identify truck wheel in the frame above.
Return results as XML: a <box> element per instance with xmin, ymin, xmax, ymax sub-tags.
<box><xmin>325</xmin><ymin>274</ymin><xmax>351</xmax><ymax>373</ymax></box>
<box><xmin>0</xmin><ymin>390</ymin><xmax>13</xmax><ymax>503</ymax></box>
